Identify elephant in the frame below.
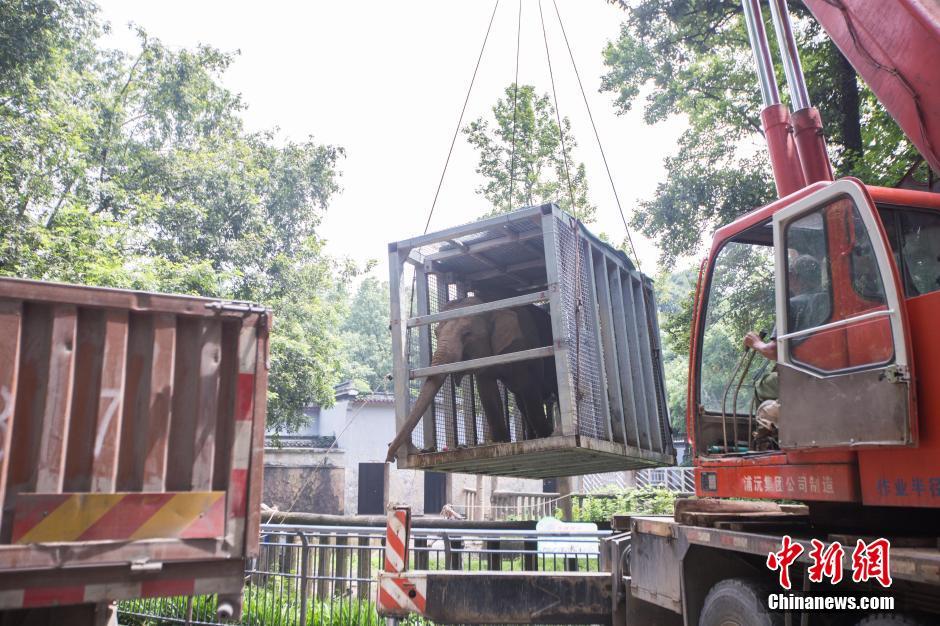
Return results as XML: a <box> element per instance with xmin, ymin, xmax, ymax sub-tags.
<box><xmin>385</xmin><ymin>295</ymin><xmax>557</xmax><ymax>463</ymax></box>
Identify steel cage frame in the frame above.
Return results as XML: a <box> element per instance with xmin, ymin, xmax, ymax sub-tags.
<box><xmin>388</xmin><ymin>204</ymin><xmax>675</xmax><ymax>476</ymax></box>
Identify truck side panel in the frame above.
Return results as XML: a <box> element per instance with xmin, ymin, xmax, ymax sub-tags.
<box><xmin>0</xmin><ymin>277</ymin><xmax>268</xmax><ymax>610</ymax></box>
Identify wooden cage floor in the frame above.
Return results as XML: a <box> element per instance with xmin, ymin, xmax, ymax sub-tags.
<box><xmin>400</xmin><ymin>435</ymin><xmax>674</xmax><ymax>479</ymax></box>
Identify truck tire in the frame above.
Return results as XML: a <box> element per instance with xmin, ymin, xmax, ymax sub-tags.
<box><xmin>856</xmin><ymin>615</ymin><xmax>928</xmax><ymax>625</ymax></box>
<box><xmin>699</xmin><ymin>578</ymin><xmax>783</xmax><ymax>626</ymax></box>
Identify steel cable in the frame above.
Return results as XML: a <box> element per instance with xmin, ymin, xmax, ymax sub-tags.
<box><xmin>551</xmin><ymin>0</ymin><xmax>642</xmax><ymax>272</ymax></box>
<box><xmin>424</xmin><ymin>0</ymin><xmax>501</xmax><ymax>235</ymax></box>
<box><xmin>507</xmin><ymin>0</ymin><xmax>523</xmax><ymax>212</ymax></box>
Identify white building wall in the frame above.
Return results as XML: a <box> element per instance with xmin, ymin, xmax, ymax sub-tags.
<box><xmin>318</xmin><ymin>399</ymin><xmax>397</xmax><ymax>514</ymax></box>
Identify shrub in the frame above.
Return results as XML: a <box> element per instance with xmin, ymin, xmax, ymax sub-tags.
<box><xmin>565</xmin><ymin>486</ymin><xmax>677</xmax><ymax>523</ymax></box>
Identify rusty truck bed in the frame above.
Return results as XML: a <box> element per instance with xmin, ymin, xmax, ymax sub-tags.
<box><xmin>0</xmin><ymin>277</ymin><xmax>269</xmax><ymax>612</ymax></box>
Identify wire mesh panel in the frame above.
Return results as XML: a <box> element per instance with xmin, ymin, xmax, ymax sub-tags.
<box><xmin>553</xmin><ymin>215</ymin><xmax>608</xmax><ymax>441</ymax></box>
<box><xmin>389</xmin><ymin>204</ymin><xmax>675</xmax><ymax>477</ymax></box>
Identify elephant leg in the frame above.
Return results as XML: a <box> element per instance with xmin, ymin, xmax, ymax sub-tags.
<box><xmin>507</xmin><ymin>364</ymin><xmax>554</xmax><ymax>439</ymax></box>
<box><xmin>514</xmin><ymin>391</ymin><xmax>537</xmax><ymax>440</ymax></box>
<box><xmin>477</xmin><ymin>374</ymin><xmax>510</xmax><ymax>443</ymax></box>
<box><xmin>520</xmin><ymin>387</ymin><xmax>553</xmax><ymax>439</ymax></box>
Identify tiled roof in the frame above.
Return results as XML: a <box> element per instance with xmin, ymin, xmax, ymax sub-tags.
<box><xmin>265</xmin><ymin>435</ymin><xmax>337</xmax><ymax>449</ymax></box>
<box><xmin>353</xmin><ymin>391</ymin><xmax>394</xmax><ymax>405</ymax></box>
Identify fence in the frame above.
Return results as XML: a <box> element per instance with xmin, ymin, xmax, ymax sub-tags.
<box><xmin>635</xmin><ymin>467</ymin><xmax>695</xmax><ymax>493</ymax></box>
<box><xmin>461</xmin><ymin>488</ymin><xmax>479</xmax><ymax>520</ymax></box>
<box><xmin>119</xmin><ymin>523</ymin><xmax>609</xmax><ymax>625</ymax></box>
<box><xmin>489</xmin><ymin>491</ymin><xmax>560</xmax><ymax>521</ymax></box>
<box><xmin>464</xmin><ymin>489</ymin><xmax>679</xmax><ymax>522</ymax></box>
<box><xmin>581</xmin><ymin>472</ymin><xmax>628</xmax><ymax>492</ymax></box>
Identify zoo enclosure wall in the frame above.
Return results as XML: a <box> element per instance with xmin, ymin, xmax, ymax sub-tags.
<box><xmin>388</xmin><ymin>203</ymin><xmax>675</xmax><ymax>478</ymax></box>
<box><xmin>0</xmin><ymin>277</ymin><xmax>269</xmax><ymax>613</ymax></box>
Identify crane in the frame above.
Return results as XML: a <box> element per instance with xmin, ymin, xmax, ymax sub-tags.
<box><xmin>379</xmin><ymin>1</ymin><xmax>940</xmax><ymax>624</ymax></box>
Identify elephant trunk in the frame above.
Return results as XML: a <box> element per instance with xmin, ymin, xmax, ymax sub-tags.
<box><xmin>385</xmin><ymin>316</ymin><xmax>466</xmax><ymax>463</ymax></box>
<box><xmin>385</xmin><ymin>373</ymin><xmax>446</xmax><ymax>463</ymax></box>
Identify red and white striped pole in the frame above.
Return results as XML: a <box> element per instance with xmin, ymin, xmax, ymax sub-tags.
<box><xmin>384</xmin><ymin>506</ymin><xmax>410</xmax><ymax>575</ymax></box>
<box><xmin>377</xmin><ymin>505</ymin><xmax>426</xmax><ymax>621</ymax></box>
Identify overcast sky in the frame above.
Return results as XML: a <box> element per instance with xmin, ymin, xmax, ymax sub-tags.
<box><xmin>96</xmin><ymin>0</ymin><xmax>685</xmax><ymax>278</ymax></box>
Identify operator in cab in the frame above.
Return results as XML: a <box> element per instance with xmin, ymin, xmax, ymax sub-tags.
<box><xmin>744</xmin><ymin>253</ymin><xmax>828</xmax><ymax>366</ymax></box>
<box><xmin>743</xmin><ymin>254</ymin><xmax>828</xmax><ymax>448</ymax></box>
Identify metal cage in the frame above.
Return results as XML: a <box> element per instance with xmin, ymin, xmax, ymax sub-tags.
<box><xmin>388</xmin><ymin>204</ymin><xmax>674</xmax><ymax>477</ymax></box>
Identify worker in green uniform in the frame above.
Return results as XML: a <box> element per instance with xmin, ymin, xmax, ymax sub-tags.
<box><xmin>743</xmin><ymin>254</ymin><xmax>828</xmax><ymax>449</ymax></box>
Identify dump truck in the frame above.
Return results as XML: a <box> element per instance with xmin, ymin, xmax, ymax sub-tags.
<box><xmin>0</xmin><ymin>278</ymin><xmax>269</xmax><ymax>624</ymax></box>
<box><xmin>379</xmin><ymin>0</ymin><xmax>940</xmax><ymax>624</ymax></box>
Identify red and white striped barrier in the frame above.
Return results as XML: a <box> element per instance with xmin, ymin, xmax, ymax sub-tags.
<box><xmin>377</xmin><ymin>506</ymin><xmax>427</xmax><ymax>616</ymax></box>
<box><xmin>384</xmin><ymin>507</ymin><xmax>409</xmax><ymax>574</ymax></box>
<box><xmin>226</xmin><ymin>324</ymin><xmax>258</xmax><ymax>554</ymax></box>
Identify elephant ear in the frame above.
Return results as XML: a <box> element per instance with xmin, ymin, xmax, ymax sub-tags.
<box><xmin>490</xmin><ymin>308</ymin><xmax>528</xmax><ymax>355</ymax></box>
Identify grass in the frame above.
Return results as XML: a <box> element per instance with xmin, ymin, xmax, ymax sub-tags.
<box><xmin>119</xmin><ymin>582</ymin><xmax>434</xmax><ymax>626</ymax></box>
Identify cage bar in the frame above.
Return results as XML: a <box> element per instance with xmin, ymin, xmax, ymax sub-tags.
<box><xmin>388</xmin><ymin>204</ymin><xmax>675</xmax><ymax>477</ymax></box>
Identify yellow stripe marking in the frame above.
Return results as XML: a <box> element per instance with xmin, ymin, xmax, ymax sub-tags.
<box><xmin>17</xmin><ymin>494</ymin><xmax>124</xmax><ymax>544</ymax></box>
<box><xmin>130</xmin><ymin>492</ymin><xmax>224</xmax><ymax>540</ymax></box>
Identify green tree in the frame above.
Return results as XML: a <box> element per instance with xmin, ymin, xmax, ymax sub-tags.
<box><xmin>0</xmin><ymin>0</ymin><xmax>352</xmax><ymax>430</ymax></box>
<box><xmin>653</xmin><ymin>268</ymin><xmax>696</xmax><ymax>433</ymax></box>
<box><xmin>601</xmin><ymin>0</ymin><xmax>926</xmax><ymax>267</ymax></box>
<box><xmin>340</xmin><ymin>277</ymin><xmax>393</xmax><ymax>394</ymax></box>
<box><xmin>464</xmin><ymin>83</ymin><xmax>596</xmax><ymax>222</ymax></box>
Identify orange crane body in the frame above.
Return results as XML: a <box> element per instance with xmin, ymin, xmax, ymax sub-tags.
<box><xmin>690</xmin><ymin>0</ymin><xmax>940</xmax><ymax>509</ymax></box>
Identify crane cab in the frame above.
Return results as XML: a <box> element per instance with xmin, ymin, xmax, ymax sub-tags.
<box><xmin>691</xmin><ymin>178</ymin><xmax>940</xmax><ymax>507</ymax></box>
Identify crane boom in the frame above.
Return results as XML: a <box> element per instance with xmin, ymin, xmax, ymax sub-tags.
<box><xmin>804</xmin><ymin>0</ymin><xmax>940</xmax><ymax>174</ymax></box>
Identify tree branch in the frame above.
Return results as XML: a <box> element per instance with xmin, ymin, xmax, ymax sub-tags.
<box><xmin>44</xmin><ymin>176</ymin><xmax>76</xmax><ymax>228</ymax></box>
<box><xmin>97</xmin><ymin>42</ymin><xmax>148</xmax><ymax>214</ymax></box>
<box><xmin>692</xmin><ymin>85</ymin><xmax>764</xmax><ymax>136</ymax></box>
<box><xmin>119</xmin><ymin>112</ymin><xmax>148</xmax><ymax>128</ymax></box>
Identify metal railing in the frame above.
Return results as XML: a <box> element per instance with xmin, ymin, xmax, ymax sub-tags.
<box><xmin>581</xmin><ymin>472</ymin><xmax>628</xmax><ymax>492</ymax></box>
<box><xmin>489</xmin><ymin>490</ymin><xmax>561</xmax><ymax>520</ymax></box>
<box><xmin>118</xmin><ymin>523</ymin><xmax>608</xmax><ymax>625</ymax></box>
<box><xmin>635</xmin><ymin>467</ymin><xmax>695</xmax><ymax>493</ymax></box>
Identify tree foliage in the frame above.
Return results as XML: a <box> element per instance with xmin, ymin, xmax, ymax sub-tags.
<box><xmin>654</xmin><ymin>268</ymin><xmax>696</xmax><ymax>433</ymax></box>
<box><xmin>340</xmin><ymin>277</ymin><xmax>393</xmax><ymax>394</ymax></box>
<box><xmin>566</xmin><ymin>486</ymin><xmax>677</xmax><ymax>522</ymax></box>
<box><xmin>464</xmin><ymin>83</ymin><xmax>595</xmax><ymax>222</ymax></box>
<box><xmin>601</xmin><ymin>0</ymin><xmax>926</xmax><ymax>267</ymax></box>
<box><xmin>0</xmin><ymin>0</ymin><xmax>353</xmax><ymax>430</ymax></box>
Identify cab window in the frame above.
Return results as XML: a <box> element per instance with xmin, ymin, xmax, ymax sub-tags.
<box><xmin>901</xmin><ymin>210</ymin><xmax>940</xmax><ymax>295</ymax></box>
<box><xmin>878</xmin><ymin>208</ymin><xmax>940</xmax><ymax>297</ymax></box>
<box><xmin>783</xmin><ymin>195</ymin><xmax>892</xmax><ymax>373</ymax></box>
<box><xmin>699</xmin><ymin>238</ymin><xmax>775</xmax><ymax>413</ymax></box>
<box><xmin>782</xmin><ymin>210</ymin><xmax>832</xmax><ymax>333</ymax></box>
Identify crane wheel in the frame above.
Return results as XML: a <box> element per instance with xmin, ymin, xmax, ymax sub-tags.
<box><xmin>699</xmin><ymin>578</ymin><xmax>782</xmax><ymax>626</ymax></box>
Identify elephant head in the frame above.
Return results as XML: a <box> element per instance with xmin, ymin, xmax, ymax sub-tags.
<box><xmin>385</xmin><ymin>295</ymin><xmax>556</xmax><ymax>463</ymax></box>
